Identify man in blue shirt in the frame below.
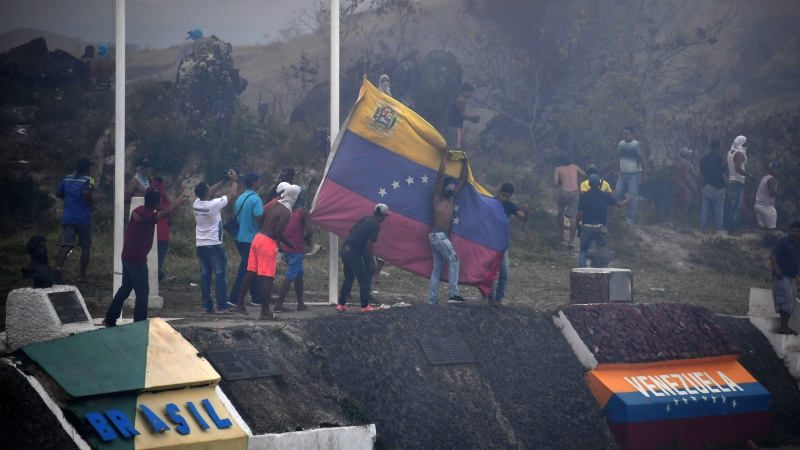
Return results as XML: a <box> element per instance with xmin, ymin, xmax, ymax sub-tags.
<box><xmin>229</xmin><ymin>172</ymin><xmax>265</xmax><ymax>306</ymax></box>
<box><xmin>55</xmin><ymin>157</ymin><xmax>95</xmax><ymax>283</ymax></box>
<box><xmin>576</xmin><ymin>174</ymin><xmax>631</xmax><ymax>268</ymax></box>
<box><xmin>770</xmin><ymin>221</ymin><xmax>800</xmax><ymax>335</ymax></box>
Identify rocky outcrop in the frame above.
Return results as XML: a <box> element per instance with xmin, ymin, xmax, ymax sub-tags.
<box><xmin>173</xmin><ymin>36</ymin><xmax>247</xmax><ymax>128</ymax></box>
<box><xmin>0</xmin><ymin>37</ymin><xmax>86</xmax><ymax>86</ymax></box>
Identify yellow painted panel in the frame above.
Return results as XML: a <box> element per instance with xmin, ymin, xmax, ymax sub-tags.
<box><xmin>144</xmin><ymin>319</ymin><xmax>220</xmax><ymax>391</ymax></box>
<box><xmin>134</xmin><ymin>386</ymin><xmax>248</xmax><ymax>450</ymax></box>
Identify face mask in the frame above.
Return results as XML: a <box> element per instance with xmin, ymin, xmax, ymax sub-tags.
<box><xmin>279</xmin><ymin>185</ymin><xmax>301</xmax><ymax>210</ymax></box>
<box><xmin>442</xmin><ymin>183</ymin><xmax>456</xmax><ymax>199</ymax></box>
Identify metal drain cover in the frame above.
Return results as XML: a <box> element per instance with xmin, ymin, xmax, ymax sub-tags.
<box><xmin>419</xmin><ymin>336</ymin><xmax>476</xmax><ymax>365</ymax></box>
<box><xmin>205</xmin><ymin>346</ymin><xmax>281</xmax><ymax>381</ymax></box>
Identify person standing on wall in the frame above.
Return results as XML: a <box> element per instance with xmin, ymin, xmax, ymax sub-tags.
<box><xmin>55</xmin><ymin>157</ymin><xmax>95</xmax><ymax>283</ymax></box>
<box><xmin>614</xmin><ymin>126</ymin><xmax>647</xmax><ymax>225</ymax></box>
<box><xmin>445</xmin><ymin>83</ymin><xmax>480</xmax><ymax>149</ymax></box>
<box><xmin>103</xmin><ymin>187</ymin><xmax>187</xmax><ymax>327</ymax></box>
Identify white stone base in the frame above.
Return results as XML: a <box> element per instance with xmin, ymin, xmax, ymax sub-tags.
<box><xmin>247</xmin><ymin>424</ymin><xmax>377</xmax><ymax>450</ymax></box>
<box><xmin>5</xmin><ymin>285</ymin><xmax>95</xmax><ymax>350</ymax></box>
<box><xmin>123</xmin><ymin>294</ymin><xmax>164</xmax><ymax>309</ymax></box>
<box><xmin>748</xmin><ymin>287</ymin><xmax>800</xmax><ymax>382</ymax></box>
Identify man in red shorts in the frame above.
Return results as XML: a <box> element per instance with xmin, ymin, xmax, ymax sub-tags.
<box><xmin>233</xmin><ymin>184</ymin><xmax>301</xmax><ymax>319</ymax></box>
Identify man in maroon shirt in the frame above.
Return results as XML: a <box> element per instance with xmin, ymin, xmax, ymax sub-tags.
<box><xmin>103</xmin><ymin>188</ymin><xmax>187</xmax><ymax>326</ymax></box>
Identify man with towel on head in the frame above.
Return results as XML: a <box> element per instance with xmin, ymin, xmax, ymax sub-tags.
<box><xmin>175</xmin><ymin>28</ymin><xmax>203</xmax><ymax>80</ymax></box>
<box><xmin>233</xmin><ymin>183</ymin><xmax>301</xmax><ymax>319</ymax></box>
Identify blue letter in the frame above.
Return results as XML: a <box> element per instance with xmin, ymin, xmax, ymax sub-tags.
<box><xmin>166</xmin><ymin>403</ymin><xmax>190</xmax><ymax>435</ymax></box>
<box><xmin>85</xmin><ymin>412</ymin><xmax>116</xmax><ymax>441</ymax></box>
<box><xmin>186</xmin><ymin>401</ymin><xmax>210</xmax><ymax>429</ymax></box>
<box><xmin>202</xmin><ymin>399</ymin><xmax>232</xmax><ymax>429</ymax></box>
<box><xmin>105</xmin><ymin>410</ymin><xmax>140</xmax><ymax>438</ymax></box>
<box><xmin>139</xmin><ymin>405</ymin><xmax>171</xmax><ymax>433</ymax></box>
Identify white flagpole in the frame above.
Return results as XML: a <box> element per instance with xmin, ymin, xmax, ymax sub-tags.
<box><xmin>112</xmin><ymin>0</ymin><xmax>125</xmax><ymax>297</ymax></box>
<box><xmin>328</xmin><ymin>0</ymin><xmax>340</xmax><ymax>305</ymax></box>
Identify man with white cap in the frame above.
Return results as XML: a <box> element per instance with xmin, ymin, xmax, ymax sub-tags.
<box><xmin>233</xmin><ymin>183</ymin><xmax>301</xmax><ymax>319</ymax></box>
<box><xmin>337</xmin><ymin>204</ymin><xmax>389</xmax><ymax>312</ymax></box>
<box><xmin>727</xmin><ymin>136</ymin><xmax>759</xmax><ymax>236</ymax></box>
<box><xmin>672</xmin><ymin>146</ymin><xmax>698</xmax><ymax>231</ymax></box>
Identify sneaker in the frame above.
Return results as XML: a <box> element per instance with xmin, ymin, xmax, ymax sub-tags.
<box><xmin>250</xmin><ymin>301</ymin><xmax>263</xmax><ymax>306</ymax></box>
<box><xmin>336</xmin><ymin>305</ymin><xmax>350</xmax><ymax>312</ymax></box>
<box><xmin>227</xmin><ymin>302</ymin><xmax>238</xmax><ymax>309</ymax></box>
<box><xmin>101</xmin><ymin>319</ymin><xmax>114</xmax><ymax>328</ymax></box>
<box><xmin>447</xmin><ymin>295</ymin><xmax>467</xmax><ymax>304</ymax></box>
<box><xmin>361</xmin><ymin>305</ymin><xmax>380</xmax><ymax>312</ymax></box>
<box><xmin>160</xmin><ymin>276</ymin><xmax>176</xmax><ymax>285</ymax></box>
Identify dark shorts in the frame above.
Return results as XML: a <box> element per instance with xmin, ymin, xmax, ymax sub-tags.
<box><xmin>62</xmin><ymin>223</ymin><xmax>92</xmax><ymax>248</ymax></box>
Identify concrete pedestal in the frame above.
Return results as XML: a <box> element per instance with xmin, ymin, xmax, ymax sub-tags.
<box><xmin>121</xmin><ymin>197</ymin><xmax>163</xmax><ymax>309</ymax></box>
<box><xmin>5</xmin><ymin>285</ymin><xmax>95</xmax><ymax>350</ymax></box>
<box><xmin>748</xmin><ymin>287</ymin><xmax>800</xmax><ymax>380</ymax></box>
<box><xmin>570</xmin><ymin>268</ymin><xmax>633</xmax><ymax>304</ymax></box>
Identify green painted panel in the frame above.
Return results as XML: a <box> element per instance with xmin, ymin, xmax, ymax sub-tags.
<box><xmin>67</xmin><ymin>395</ymin><xmax>138</xmax><ymax>450</ymax></box>
<box><xmin>21</xmin><ymin>320</ymin><xmax>150</xmax><ymax>397</ymax></box>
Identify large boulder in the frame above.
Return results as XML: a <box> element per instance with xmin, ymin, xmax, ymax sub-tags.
<box><xmin>173</xmin><ymin>36</ymin><xmax>247</xmax><ymax>127</ymax></box>
<box><xmin>0</xmin><ymin>37</ymin><xmax>83</xmax><ymax>87</ymax></box>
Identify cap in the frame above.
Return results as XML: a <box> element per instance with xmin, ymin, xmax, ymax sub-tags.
<box><xmin>279</xmin><ymin>166</ymin><xmax>296</xmax><ymax>180</ymax></box>
<box><xmin>769</xmin><ymin>161</ymin><xmax>781</xmax><ymax>169</ymax></box>
<box><xmin>374</xmin><ymin>203</ymin><xmax>389</xmax><ymax>216</ymax></box>
<box><xmin>135</xmin><ymin>157</ymin><xmax>152</xmax><ymax>167</ymax></box>
<box><xmin>76</xmin><ymin>157</ymin><xmax>94</xmax><ymax>172</ymax></box>
<box><xmin>244</xmin><ymin>172</ymin><xmax>262</xmax><ymax>185</ymax></box>
<box><xmin>679</xmin><ymin>146</ymin><xmax>693</xmax><ymax>157</ymax></box>
<box><xmin>588</xmin><ymin>174</ymin><xmax>601</xmax><ymax>188</ymax></box>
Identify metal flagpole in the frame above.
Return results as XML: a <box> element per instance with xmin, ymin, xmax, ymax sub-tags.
<box><xmin>328</xmin><ymin>0</ymin><xmax>340</xmax><ymax>305</ymax></box>
<box><xmin>112</xmin><ymin>0</ymin><xmax>125</xmax><ymax>297</ymax></box>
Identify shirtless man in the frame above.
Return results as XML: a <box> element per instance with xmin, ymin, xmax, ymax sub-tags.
<box><xmin>672</xmin><ymin>147</ymin><xmax>699</xmax><ymax>230</ymax></box>
<box><xmin>125</xmin><ymin>157</ymin><xmax>152</xmax><ymax>202</ymax></box>
<box><xmin>429</xmin><ymin>151</ymin><xmax>469</xmax><ymax>305</ymax></box>
<box><xmin>553</xmin><ymin>152</ymin><xmax>586</xmax><ymax>249</ymax></box>
<box><xmin>233</xmin><ymin>184</ymin><xmax>301</xmax><ymax>319</ymax></box>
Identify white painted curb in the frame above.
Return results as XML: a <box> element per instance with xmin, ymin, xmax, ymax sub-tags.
<box><xmin>553</xmin><ymin>310</ymin><xmax>598</xmax><ymax>370</ymax></box>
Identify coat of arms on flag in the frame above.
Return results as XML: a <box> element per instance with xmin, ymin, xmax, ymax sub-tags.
<box><xmin>310</xmin><ymin>79</ymin><xmax>509</xmax><ymax>297</ymax></box>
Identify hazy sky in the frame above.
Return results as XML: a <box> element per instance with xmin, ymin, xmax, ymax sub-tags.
<box><xmin>0</xmin><ymin>0</ymin><xmax>320</xmax><ymax>49</ymax></box>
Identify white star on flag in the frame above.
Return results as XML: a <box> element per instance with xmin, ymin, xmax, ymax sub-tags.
<box><xmin>721</xmin><ymin>395</ymin><xmax>726</xmax><ymax>403</ymax></box>
<box><xmin>421</xmin><ymin>175</ymin><xmax>429</xmax><ymax>183</ymax></box>
<box><xmin>453</xmin><ymin>217</ymin><xmax>461</xmax><ymax>225</ymax></box>
<box><xmin>666</xmin><ymin>404</ymin><xmax>670</xmax><ymax>413</ymax></box>
<box><xmin>711</xmin><ymin>396</ymin><xmax>716</xmax><ymax>403</ymax></box>
<box><xmin>406</xmin><ymin>176</ymin><xmax>414</xmax><ymax>185</ymax></box>
<box><xmin>732</xmin><ymin>400</ymin><xmax>737</xmax><ymax>409</ymax></box>
<box><xmin>673</xmin><ymin>399</ymin><xmax>679</xmax><ymax>406</ymax></box>
<box><xmin>454</xmin><ymin>205</ymin><xmax>460</xmax><ymax>211</ymax></box>
<box><xmin>378</xmin><ymin>188</ymin><xmax>387</xmax><ymax>197</ymax></box>
<box><xmin>392</xmin><ymin>180</ymin><xmax>400</xmax><ymax>189</ymax></box>
<box><xmin>683</xmin><ymin>398</ymin><xmax>688</xmax><ymax>405</ymax></box>
<box><xmin>702</xmin><ymin>396</ymin><xmax>707</xmax><ymax>401</ymax></box>
<box><xmin>691</xmin><ymin>396</ymin><xmax>697</xmax><ymax>402</ymax></box>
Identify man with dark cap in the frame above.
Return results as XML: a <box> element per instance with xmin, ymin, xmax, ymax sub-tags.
<box><xmin>103</xmin><ymin>187</ymin><xmax>187</xmax><ymax>327</ymax></box>
<box><xmin>55</xmin><ymin>157</ymin><xmax>95</xmax><ymax>283</ymax></box>
<box><xmin>429</xmin><ymin>151</ymin><xmax>469</xmax><ymax>305</ymax></box>
<box><xmin>337</xmin><ymin>204</ymin><xmax>388</xmax><ymax>312</ymax></box>
<box><xmin>553</xmin><ymin>152</ymin><xmax>586</xmax><ymax>249</ymax></box>
<box><xmin>576</xmin><ymin>174</ymin><xmax>632</xmax><ymax>268</ymax></box>
<box><xmin>266</xmin><ymin>166</ymin><xmax>296</xmax><ymax>203</ymax></box>
<box><xmin>80</xmin><ymin>45</ymin><xmax>95</xmax><ymax>64</ymax></box>
<box><xmin>488</xmin><ymin>182</ymin><xmax>530</xmax><ymax>306</ymax></box>
<box><xmin>579</xmin><ymin>165</ymin><xmax>612</xmax><ymax>193</ymax></box>
<box><xmin>229</xmin><ymin>172</ymin><xmax>265</xmax><ymax>306</ymax></box>
<box><xmin>125</xmin><ymin>157</ymin><xmax>152</xmax><ymax>202</ymax></box>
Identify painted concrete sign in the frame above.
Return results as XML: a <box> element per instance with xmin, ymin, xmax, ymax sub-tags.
<box><xmin>587</xmin><ymin>356</ymin><xmax>770</xmax><ymax>450</ymax></box>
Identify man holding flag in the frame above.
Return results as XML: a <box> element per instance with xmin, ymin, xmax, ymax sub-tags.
<box><xmin>430</xmin><ymin>151</ymin><xmax>469</xmax><ymax>304</ymax></box>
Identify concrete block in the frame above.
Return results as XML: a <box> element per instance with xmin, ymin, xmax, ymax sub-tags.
<box><xmin>247</xmin><ymin>425</ymin><xmax>377</xmax><ymax>450</ymax></box>
<box><xmin>5</xmin><ymin>285</ymin><xmax>95</xmax><ymax>351</ymax></box>
<box><xmin>570</xmin><ymin>268</ymin><xmax>633</xmax><ymax>304</ymax></box>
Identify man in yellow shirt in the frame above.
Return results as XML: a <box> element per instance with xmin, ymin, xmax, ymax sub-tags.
<box><xmin>580</xmin><ymin>165</ymin><xmax>612</xmax><ymax>194</ymax></box>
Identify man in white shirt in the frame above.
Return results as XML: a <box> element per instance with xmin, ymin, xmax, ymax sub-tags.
<box><xmin>193</xmin><ymin>170</ymin><xmax>239</xmax><ymax>314</ymax></box>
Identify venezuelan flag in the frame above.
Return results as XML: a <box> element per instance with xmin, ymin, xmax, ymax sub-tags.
<box><xmin>310</xmin><ymin>79</ymin><xmax>509</xmax><ymax>296</ymax></box>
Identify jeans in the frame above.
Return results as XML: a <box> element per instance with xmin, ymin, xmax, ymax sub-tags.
<box><xmin>700</xmin><ymin>185</ymin><xmax>725</xmax><ymax>230</ymax></box>
<box><xmin>429</xmin><ymin>231</ymin><xmax>460</xmax><ymax>303</ymax></box>
<box><xmin>727</xmin><ymin>182</ymin><xmax>744</xmax><ymax>232</ymax></box>
<box><xmin>197</xmin><ymin>245</ymin><xmax>228</xmax><ymax>311</ymax></box>
<box><xmin>230</xmin><ymin>241</ymin><xmax>261</xmax><ymax>304</ymax></box>
<box><xmin>157</xmin><ymin>241</ymin><xmax>169</xmax><ymax>280</ymax></box>
<box><xmin>579</xmin><ymin>225</ymin><xmax>609</xmax><ymax>268</ymax></box>
<box><xmin>489</xmin><ymin>250</ymin><xmax>509</xmax><ymax>301</ymax></box>
<box><xmin>105</xmin><ymin>261</ymin><xmax>148</xmax><ymax>325</ymax></box>
<box><xmin>339</xmin><ymin>247</ymin><xmax>371</xmax><ymax>308</ymax></box>
<box><xmin>615</xmin><ymin>172</ymin><xmax>641</xmax><ymax>222</ymax></box>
